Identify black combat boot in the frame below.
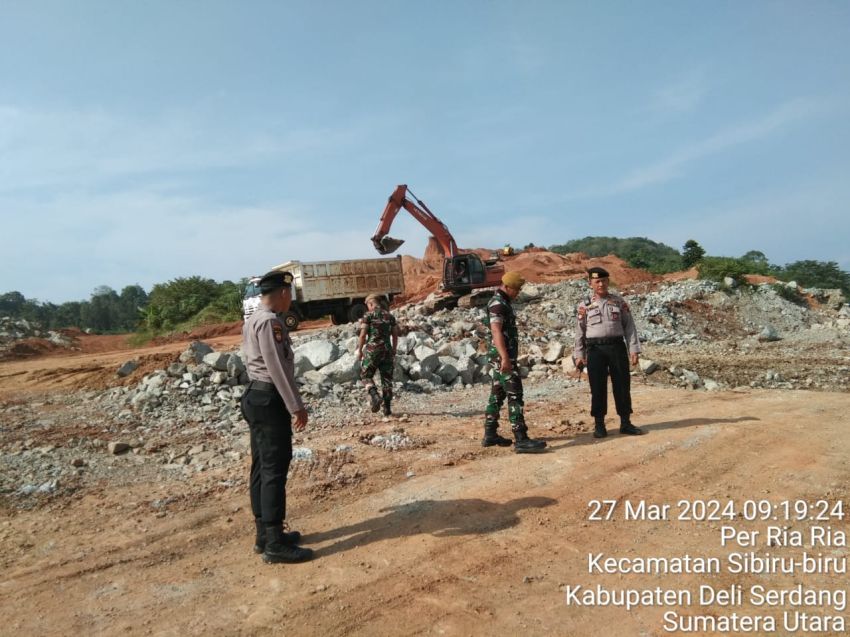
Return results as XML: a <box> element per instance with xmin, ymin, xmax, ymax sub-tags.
<box><xmin>619</xmin><ymin>420</ymin><xmax>644</xmax><ymax>435</ymax></box>
<box><xmin>368</xmin><ymin>387</ymin><xmax>381</xmax><ymax>413</ymax></box>
<box><xmin>253</xmin><ymin>519</ymin><xmax>302</xmax><ymax>554</ymax></box>
<box><xmin>594</xmin><ymin>418</ymin><xmax>608</xmax><ymax>439</ymax></box>
<box><xmin>513</xmin><ymin>429</ymin><xmax>547</xmax><ymax>453</ymax></box>
<box><xmin>481</xmin><ymin>422</ymin><xmax>512</xmax><ymax>447</ymax></box>
<box><xmin>262</xmin><ymin>525</ymin><xmax>314</xmax><ymax>564</ymax></box>
<box><xmin>382</xmin><ymin>397</ymin><xmax>392</xmax><ymax>417</ymax></box>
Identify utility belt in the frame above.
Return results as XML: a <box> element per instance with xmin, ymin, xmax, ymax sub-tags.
<box><xmin>246</xmin><ymin>379</ymin><xmax>277</xmax><ymax>393</ymax></box>
<box><xmin>586</xmin><ymin>337</ymin><xmax>625</xmax><ymax>346</ymax></box>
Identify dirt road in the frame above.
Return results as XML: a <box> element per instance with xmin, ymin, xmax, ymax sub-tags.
<box><xmin>3</xmin><ymin>382</ymin><xmax>849</xmax><ymax>636</ymax></box>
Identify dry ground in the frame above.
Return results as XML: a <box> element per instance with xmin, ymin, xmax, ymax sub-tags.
<box><xmin>2</xmin><ymin>330</ymin><xmax>850</xmax><ymax>636</ymax></box>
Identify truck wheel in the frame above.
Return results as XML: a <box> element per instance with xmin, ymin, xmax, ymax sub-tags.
<box><xmin>281</xmin><ymin>311</ymin><xmax>300</xmax><ymax>331</ymax></box>
<box><xmin>348</xmin><ymin>302</ymin><xmax>367</xmax><ymax>323</ymax></box>
<box><xmin>330</xmin><ymin>309</ymin><xmax>347</xmax><ymax>325</ymax></box>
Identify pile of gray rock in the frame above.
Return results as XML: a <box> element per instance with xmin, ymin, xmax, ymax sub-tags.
<box><xmin>114</xmin><ymin>278</ymin><xmax>848</xmax><ymax>422</ymax></box>
<box><xmin>0</xmin><ymin>316</ymin><xmax>75</xmax><ymax>351</ymax></box>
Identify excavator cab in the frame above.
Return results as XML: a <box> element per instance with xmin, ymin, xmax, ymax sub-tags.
<box><xmin>445</xmin><ymin>255</ymin><xmax>486</xmax><ymax>291</ymax></box>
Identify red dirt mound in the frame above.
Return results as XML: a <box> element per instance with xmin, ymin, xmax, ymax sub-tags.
<box><xmin>0</xmin><ymin>338</ymin><xmax>68</xmax><ymax>361</ymax></box>
<box><xmin>398</xmin><ymin>243</ymin><xmax>659</xmax><ymax>304</ymax></box>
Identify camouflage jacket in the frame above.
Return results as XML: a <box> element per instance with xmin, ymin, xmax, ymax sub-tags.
<box><xmin>361</xmin><ymin>309</ymin><xmax>397</xmax><ymax>352</ymax></box>
<box><xmin>486</xmin><ymin>289</ymin><xmax>519</xmax><ymax>361</ymax></box>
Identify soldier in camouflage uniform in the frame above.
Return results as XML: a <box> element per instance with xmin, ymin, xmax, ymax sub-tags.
<box><xmin>483</xmin><ymin>272</ymin><xmax>547</xmax><ymax>453</ymax></box>
<box><xmin>356</xmin><ymin>294</ymin><xmax>400</xmax><ymax>416</ymax></box>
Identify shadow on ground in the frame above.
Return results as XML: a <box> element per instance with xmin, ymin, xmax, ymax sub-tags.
<box><xmin>306</xmin><ymin>496</ymin><xmax>557</xmax><ymax>557</ymax></box>
<box><xmin>546</xmin><ymin>416</ymin><xmax>760</xmax><ymax>450</ymax></box>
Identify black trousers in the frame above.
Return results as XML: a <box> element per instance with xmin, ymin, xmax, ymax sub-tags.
<box><xmin>241</xmin><ymin>387</ymin><xmax>293</xmax><ymax>526</ymax></box>
<box><xmin>587</xmin><ymin>341</ymin><xmax>632</xmax><ymax>421</ymax></box>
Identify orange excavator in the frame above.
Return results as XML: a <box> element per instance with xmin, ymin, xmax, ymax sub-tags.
<box><xmin>371</xmin><ymin>185</ymin><xmax>505</xmax><ymax>294</ymax></box>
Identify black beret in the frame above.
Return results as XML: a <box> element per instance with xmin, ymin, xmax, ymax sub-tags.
<box><xmin>587</xmin><ymin>267</ymin><xmax>610</xmax><ymax>279</ymax></box>
<box><xmin>258</xmin><ymin>270</ymin><xmax>294</xmax><ymax>293</ymax></box>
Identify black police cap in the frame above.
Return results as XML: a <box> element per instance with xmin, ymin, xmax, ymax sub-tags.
<box><xmin>587</xmin><ymin>267</ymin><xmax>610</xmax><ymax>279</ymax></box>
<box><xmin>258</xmin><ymin>270</ymin><xmax>294</xmax><ymax>293</ymax></box>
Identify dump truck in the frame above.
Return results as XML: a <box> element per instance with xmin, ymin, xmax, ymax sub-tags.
<box><xmin>242</xmin><ymin>256</ymin><xmax>405</xmax><ymax>330</ymax></box>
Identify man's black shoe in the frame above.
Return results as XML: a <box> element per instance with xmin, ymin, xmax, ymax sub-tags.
<box><xmin>253</xmin><ymin>529</ymin><xmax>303</xmax><ymax>554</ymax></box>
<box><xmin>382</xmin><ymin>401</ymin><xmax>392</xmax><ymax>417</ymax></box>
<box><xmin>513</xmin><ymin>431</ymin><xmax>547</xmax><ymax>453</ymax></box>
<box><xmin>593</xmin><ymin>426</ymin><xmax>608</xmax><ymax>439</ymax></box>
<box><xmin>262</xmin><ymin>543</ymin><xmax>314</xmax><ymax>564</ymax></box>
<box><xmin>262</xmin><ymin>525</ymin><xmax>314</xmax><ymax>563</ymax></box>
<box><xmin>619</xmin><ymin>423</ymin><xmax>644</xmax><ymax>435</ymax></box>
<box><xmin>482</xmin><ymin>423</ymin><xmax>513</xmax><ymax>447</ymax></box>
<box><xmin>482</xmin><ymin>434</ymin><xmax>513</xmax><ymax>447</ymax></box>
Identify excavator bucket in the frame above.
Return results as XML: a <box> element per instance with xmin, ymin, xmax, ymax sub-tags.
<box><xmin>373</xmin><ymin>235</ymin><xmax>405</xmax><ymax>255</ymax></box>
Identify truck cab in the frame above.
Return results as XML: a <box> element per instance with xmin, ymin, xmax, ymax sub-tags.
<box><xmin>242</xmin><ymin>278</ymin><xmax>262</xmax><ymax>320</ymax></box>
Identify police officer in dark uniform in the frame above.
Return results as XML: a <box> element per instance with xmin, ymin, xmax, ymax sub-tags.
<box><xmin>574</xmin><ymin>267</ymin><xmax>644</xmax><ymax>438</ymax></box>
<box><xmin>241</xmin><ymin>270</ymin><xmax>313</xmax><ymax>563</ymax></box>
<box><xmin>483</xmin><ymin>272</ymin><xmax>547</xmax><ymax>453</ymax></box>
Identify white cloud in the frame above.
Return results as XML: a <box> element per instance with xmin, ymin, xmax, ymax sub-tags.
<box><xmin>598</xmin><ymin>97</ymin><xmax>831</xmax><ymax>196</ymax></box>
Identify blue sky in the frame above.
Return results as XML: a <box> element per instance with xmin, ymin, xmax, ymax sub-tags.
<box><xmin>1</xmin><ymin>1</ymin><xmax>848</xmax><ymax>303</ymax></box>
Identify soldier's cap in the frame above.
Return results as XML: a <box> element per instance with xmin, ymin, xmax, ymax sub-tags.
<box><xmin>587</xmin><ymin>267</ymin><xmax>610</xmax><ymax>280</ymax></box>
<box><xmin>258</xmin><ymin>270</ymin><xmax>294</xmax><ymax>294</ymax></box>
<box><xmin>501</xmin><ymin>271</ymin><xmax>526</xmax><ymax>289</ymax></box>
<box><xmin>365</xmin><ymin>293</ymin><xmax>385</xmax><ymax>305</ymax></box>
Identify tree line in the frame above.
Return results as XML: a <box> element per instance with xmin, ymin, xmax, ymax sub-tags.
<box><xmin>549</xmin><ymin>237</ymin><xmax>850</xmax><ymax>292</ymax></box>
<box><xmin>3</xmin><ymin>242</ymin><xmax>848</xmax><ymax>334</ymax></box>
<box><xmin>1</xmin><ymin>276</ymin><xmax>245</xmax><ymax>334</ymax></box>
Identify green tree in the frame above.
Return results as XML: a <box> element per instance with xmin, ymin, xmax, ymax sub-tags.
<box><xmin>549</xmin><ymin>236</ymin><xmax>683</xmax><ymax>274</ymax></box>
<box><xmin>739</xmin><ymin>250</ymin><xmax>773</xmax><ymax>275</ymax></box>
<box><xmin>117</xmin><ymin>285</ymin><xmax>149</xmax><ymax>331</ymax></box>
<box><xmin>682</xmin><ymin>240</ymin><xmax>706</xmax><ymax>268</ymax></box>
<box><xmin>0</xmin><ymin>291</ymin><xmax>26</xmax><ymax>315</ymax></box>
<box><xmin>144</xmin><ymin>276</ymin><xmax>221</xmax><ymax>330</ymax></box>
<box><xmin>53</xmin><ymin>301</ymin><xmax>83</xmax><ymax>329</ymax></box>
<box><xmin>776</xmin><ymin>260</ymin><xmax>850</xmax><ymax>292</ymax></box>
<box><xmin>696</xmin><ymin>257</ymin><xmax>751</xmax><ymax>284</ymax></box>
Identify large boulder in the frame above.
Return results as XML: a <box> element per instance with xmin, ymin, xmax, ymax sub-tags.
<box><xmin>454</xmin><ymin>356</ymin><xmax>477</xmax><ymax>385</ymax></box>
<box><xmin>393</xmin><ymin>365</ymin><xmax>408</xmax><ymax>382</ymax></box>
<box><xmin>302</xmin><ymin>369</ymin><xmax>329</xmax><ymax>385</ymax></box>
<box><xmin>395</xmin><ymin>335</ymin><xmax>415</xmax><ymax>355</ymax></box>
<box><xmin>295</xmin><ymin>340</ymin><xmax>339</xmax><ymax>369</ymax></box>
<box><xmin>116</xmin><ymin>360</ymin><xmax>139</xmax><ymax>377</ymax></box>
<box><xmin>413</xmin><ymin>344</ymin><xmax>437</xmax><ymax>361</ymax></box>
<box><xmin>436</xmin><ymin>357</ymin><xmax>460</xmax><ymax>384</ymax></box>
<box><xmin>419</xmin><ymin>353</ymin><xmax>441</xmax><ymax>375</ymax></box>
<box><xmin>180</xmin><ymin>341</ymin><xmax>214</xmax><ymax>364</ymax></box>
<box><xmin>226</xmin><ymin>354</ymin><xmax>246</xmax><ymax>378</ymax></box>
<box><xmin>321</xmin><ymin>352</ymin><xmax>360</xmax><ymax>384</ymax></box>
<box><xmin>638</xmin><ymin>358</ymin><xmax>659</xmax><ymax>374</ymax></box>
<box><xmin>543</xmin><ymin>342</ymin><xmax>565</xmax><ymax>363</ymax></box>
<box><xmin>202</xmin><ymin>352</ymin><xmax>230</xmax><ymax>371</ymax></box>
<box><xmin>758</xmin><ymin>325</ymin><xmax>781</xmax><ymax>342</ymax></box>
<box><xmin>294</xmin><ymin>352</ymin><xmax>315</xmax><ymax>377</ymax></box>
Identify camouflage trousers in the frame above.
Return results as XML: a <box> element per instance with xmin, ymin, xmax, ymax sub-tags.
<box><xmin>484</xmin><ymin>358</ymin><xmax>526</xmax><ymax>434</ymax></box>
<box><xmin>360</xmin><ymin>349</ymin><xmax>394</xmax><ymax>401</ymax></box>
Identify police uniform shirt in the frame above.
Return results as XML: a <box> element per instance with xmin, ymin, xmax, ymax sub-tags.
<box><xmin>574</xmin><ymin>293</ymin><xmax>641</xmax><ymax>360</ymax></box>
<box><xmin>242</xmin><ymin>307</ymin><xmax>305</xmax><ymax>414</ymax></box>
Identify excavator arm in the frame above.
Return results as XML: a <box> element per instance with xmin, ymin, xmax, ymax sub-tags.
<box><xmin>371</xmin><ymin>185</ymin><xmax>459</xmax><ymax>257</ymax></box>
